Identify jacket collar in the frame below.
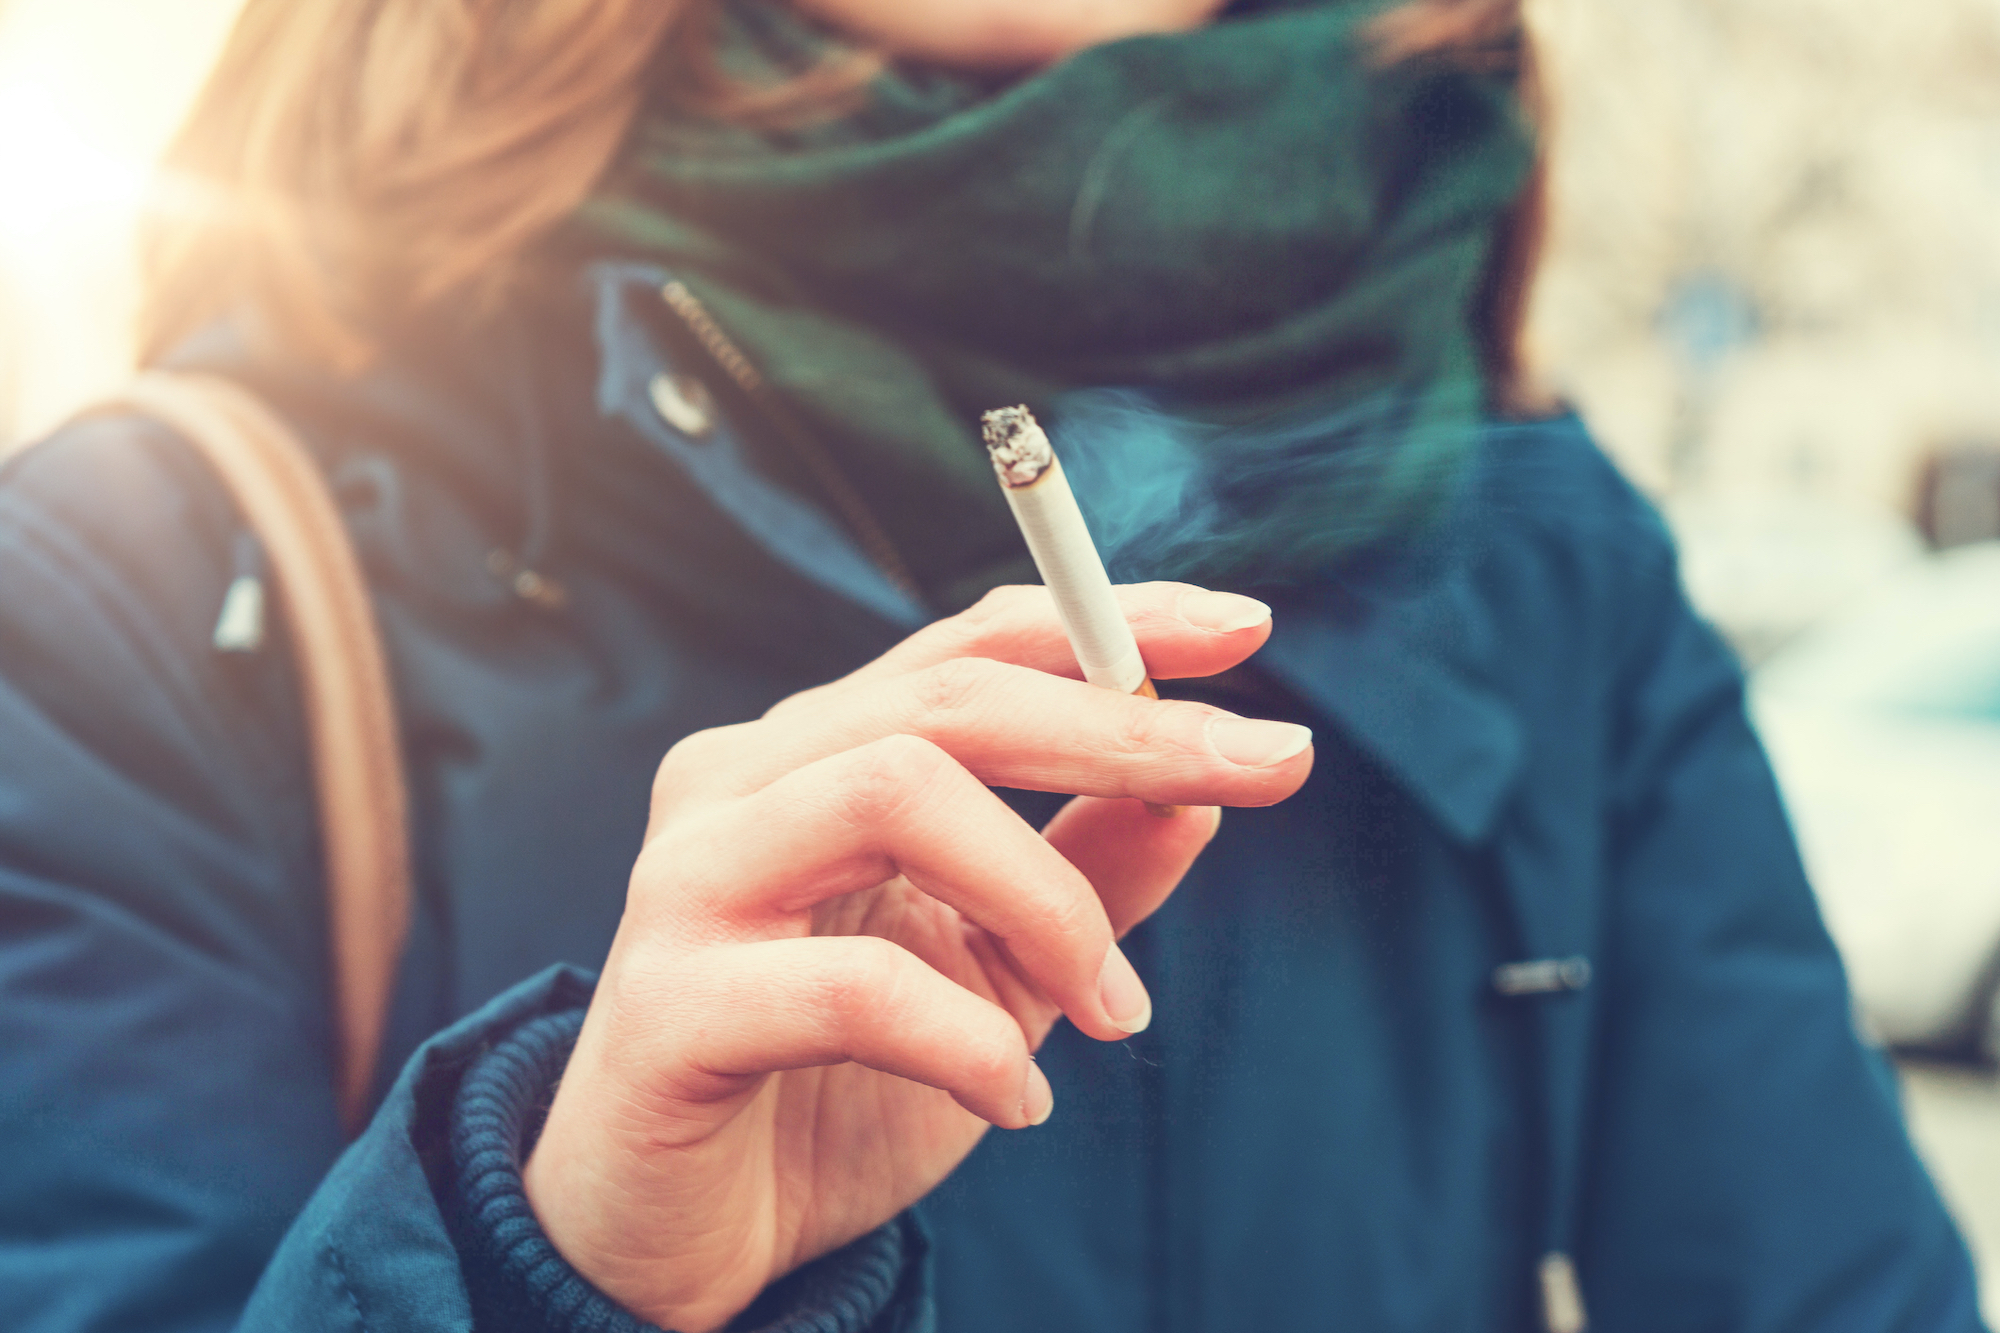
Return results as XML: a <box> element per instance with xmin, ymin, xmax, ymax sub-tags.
<box><xmin>165</xmin><ymin>263</ymin><xmax>1528</xmax><ymax>846</ymax></box>
<box><xmin>588</xmin><ymin>258</ymin><xmax>1526</xmax><ymax>841</ymax></box>
<box><xmin>592</xmin><ymin>262</ymin><xmax>928</xmax><ymax>630</ymax></box>
<box><xmin>1258</xmin><ymin>516</ymin><xmax>1525</xmax><ymax>846</ymax></box>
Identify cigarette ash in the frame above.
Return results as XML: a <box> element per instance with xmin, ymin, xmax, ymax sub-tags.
<box><xmin>981</xmin><ymin>406</ymin><xmax>1055</xmax><ymax>488</ymax></box>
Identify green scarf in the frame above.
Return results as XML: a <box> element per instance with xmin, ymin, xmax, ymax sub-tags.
<box><xmin>579</xmin><ymin>0</ymin><xmax>1533</xmax><ymax>608</ymax></box>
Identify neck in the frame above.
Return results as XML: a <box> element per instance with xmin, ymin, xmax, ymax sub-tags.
<box><xmin>786</xmin><ymin>0</ymin><xmax>1227</xmax><ymax>70</ymax></box>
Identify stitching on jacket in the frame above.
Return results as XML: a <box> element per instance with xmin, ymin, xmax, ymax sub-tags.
<box><xmin>328</xmin><ymin>1239</ymin><xmax>368</xmax><ymax>1332</ymax></box>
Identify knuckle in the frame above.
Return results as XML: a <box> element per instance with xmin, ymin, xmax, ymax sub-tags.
<box><xmin>869</xmin><ymin>730</ymin><xmax>953</xmax><ymax>775</ymax></box>
<box><xmin>627</xmin><ymin>829</ymin><xmax>678</xmax><ymax>897</ymax></box>
<box><xmin>1028</xmin><ymin>886</ymin><xmax>1097</xmax><ymax>945</ymax></box>
<box><xmin>632</xmin><ymin>824</ymin><xmax>716</xmax><ymax>909</ymax></box>
<box><xmin>908</xmin><ymin>655</ymin><xmax>1007</xmax><ymax>720</ymax></box>
<box><xmin>822</xmin><ymin>936</ymin><xmax>905</xmax><ymax>1017</ymax></box>
<box><xmin>760</xmin><ymin>693</ymin><xmax>808</xmax><ymax>724</ymax></box>
<box><xmin>839</xmin><ymin>734</ymin><xmax>953</xmax><ymax>825</ymax></box>
<box><xmin>1105</xmin><ymin>697</ymin><xmax>1170</xmax><ymax>758</ymax></box>
<box><xmin>930</xmin><ymin>585</ymin><xmax>1040</xmax><ymax>657</ymax></box>
<box><xmin>995</xmin><ymin>885</ymin><xmax>1101</xmax><ymax>975</ymax></box>
<box><xmin>959</xmin><ymin>583</ymin><xmax>1038</xmax><ymax>628</ymax></box>
<box><xmin>764</xmin><ymin>679</ymin><xmax>839</xmax><ymax>722</ymax></box>
<box><xmin>656</xmin><ymin>728</ymin><xmax>712</xmax><ymax>778</ymax></box>
<box><xmin>651</xmin><ymin>725</ymin><xmax>737</xmax><ymax>805</ymax></box>
<box><xmin>958</xmin><ymin>1024</ymin><xmax>1021</xmax><ymax>1090</ymax></box>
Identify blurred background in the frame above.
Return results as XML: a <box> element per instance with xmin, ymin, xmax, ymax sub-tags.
<box><xmin>1530</xmin><ymin>1</ymin><xmax>2000</xmax><ymax>1313</ymax></box>
<box><xmin>1</xmin><ymin>0</ymin><xmax>1997</xmax><ymax>1315</ymax></box>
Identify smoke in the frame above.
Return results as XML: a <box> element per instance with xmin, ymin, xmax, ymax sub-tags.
<box><xmin>1047</xmin><ymin>384</ymin><xmax>1482</xmax><ymax>587</ymax></box>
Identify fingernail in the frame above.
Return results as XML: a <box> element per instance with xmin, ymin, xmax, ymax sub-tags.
<box><xmin>1208</xmin><ymin>717</ymin><xmax>1313</xmax><ymax>768</ymax></box>
<box><xmin>1022</xmin><ymin>1060</ymin><xmax>1054</xmax><ymax>1126</ymax></box>
<box><xmin>1099</xmin><ymin>943</ymin><xmax>1153</xmax><ymax>1034</ymax></box>
<box><xmin>1177</xmin><ymin>589</ymin><xmax>1272</xmax><ymax>633</ymax></box>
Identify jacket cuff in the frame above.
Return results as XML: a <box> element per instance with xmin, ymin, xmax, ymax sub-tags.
<box><xmin>451</xmin><ymin>1007</ymin><xmax>917</xmax><ymax>1333</ymax></box>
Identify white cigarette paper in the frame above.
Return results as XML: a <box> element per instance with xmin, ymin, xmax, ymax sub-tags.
<box><xmin>981</xmin><ymin>406</ymin><xmax>1148</xmax><ymax>696</ymax></box>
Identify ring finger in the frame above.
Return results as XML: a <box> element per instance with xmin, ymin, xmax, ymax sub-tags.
<box><xmin>630</xmin><ymin>732</ymin><xmax>1151</xmax><ymax>1042</ymax></box>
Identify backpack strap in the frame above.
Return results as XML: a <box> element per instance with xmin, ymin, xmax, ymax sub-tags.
<box><xmin>110</xmin><ymin>371</ymin><xmax>412</xmax><ymax>1136</ymax></box>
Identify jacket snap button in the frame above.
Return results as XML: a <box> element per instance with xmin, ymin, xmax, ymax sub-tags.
<box><xmin>1492</xmin><ymin>956</ymin><xmax>1592</xmax><ymax>997</ymax></box>
<box><xmin>648</xmin><ymin>372</ymin><xmax>716</xmax><ymax>438</ymax></box>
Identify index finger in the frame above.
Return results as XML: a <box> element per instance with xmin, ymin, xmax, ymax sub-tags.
<box><xmin>772</xmin><ymin>583</ymin><xmax>1272</xmax><ymax>721</ymax></box>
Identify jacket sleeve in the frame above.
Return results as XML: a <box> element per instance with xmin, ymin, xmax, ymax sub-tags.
<box><xmin>1580</xmin><ymin>511</ymin><xmax>1986</xmax><ymax>1330</ymax></box>
<box><xmin>0</xmin><ymin>418</ymin><xmax>348</xmax><ymax>1333</ymax></box>
<box><xmin>239</xmin><ymin>966</ymin><xmax>933</xmax><ymax>1333</ymax></box>
<box><xmin>0</xmin><ymin>419</ymin><xmax>928</xmax><ymax>1332</ymax></box>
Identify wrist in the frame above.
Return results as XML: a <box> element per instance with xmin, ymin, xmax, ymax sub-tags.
<box><xmin>521</xmin><ymin>1131</ymin><xmax>766</xmax><ymax>1333</ymax></box>
<box><xmin>450</xmin><ymin>1009</ymin><xmax>667</xmax><ymax>1332</ymax></box>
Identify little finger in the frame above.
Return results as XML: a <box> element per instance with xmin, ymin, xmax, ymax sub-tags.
<box><xmin>657</xmin><ymin>935</ymin><xmax>1053</xmax><ymax>1130</ymax></box>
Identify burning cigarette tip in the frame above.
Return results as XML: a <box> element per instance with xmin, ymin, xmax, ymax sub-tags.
<box><xmin>981</xmin><ymin>405</ymin><xmax>1055</xmax><ymax>488</ymax></box>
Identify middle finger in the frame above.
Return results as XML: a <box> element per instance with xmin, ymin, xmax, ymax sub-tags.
<box><xmin>690</xmin><ymin>657</ymin><xmax>1312</xmax><ymax>811</ymax></box>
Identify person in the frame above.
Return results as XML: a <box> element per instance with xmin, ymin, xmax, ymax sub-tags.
<box><xmin>0</xmin><ymin>1</ymin><xmax>1984</xmax><ymax>1330</ymax></box>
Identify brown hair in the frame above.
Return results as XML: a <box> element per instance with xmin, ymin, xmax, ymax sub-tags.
<box><xmin>139</xmin><ymin>0</ymin><xmax>1531</xmax><ymax>372</ymax></box>
<box><xmin>1364</xmin><ymin>0</ymin><xmax>1525</xmax><ymax>70</ymax></box>
<box><xmin>1361</xmin><ymin>0</ymin><xmax>1548</xmax><ymax>410</ymax></box>
<box><xmin>142</xmin><ymin>0</ymin><xmax>686</xmax><ymax>370</ymax></box>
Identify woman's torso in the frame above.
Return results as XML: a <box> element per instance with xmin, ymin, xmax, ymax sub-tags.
<box><xmin>3</xmin><ymin>261</ymin><xmax>1924</xmax><ymax>1332</ymax></box>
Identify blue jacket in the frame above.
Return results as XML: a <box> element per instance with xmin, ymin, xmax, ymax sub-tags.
<box><xmin>0</xmin><ymin>263</ymin><xmax>1982</xmax><ymax>1333</ymax></box>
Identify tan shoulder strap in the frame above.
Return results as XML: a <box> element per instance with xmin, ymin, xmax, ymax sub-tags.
<box><xmin>111</xmin><ymin>370</ymin><xmax>411</xmax><ymax>1136</ymax></box>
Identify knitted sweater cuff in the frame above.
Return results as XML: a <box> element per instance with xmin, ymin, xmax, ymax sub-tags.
<box><xmin>450</xmin><ymin>1007</ymin><xmax>915</xmax><ymax>1333</ymax></box>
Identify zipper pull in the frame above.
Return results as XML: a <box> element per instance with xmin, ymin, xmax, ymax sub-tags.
<box><xmin>1493</xmin><ymin>956</ymin><xmax>1592</xmax><ymax>998</ymax></box>
<box><xmin>213</xmin><ymin>531</ymin><xmax>267</xmax><ymax>652</ymax></box>
<box><xmin>1539</xmin><ymin>1252</ymin><xmax>1588</xmax><ymax>1333</ymax></box>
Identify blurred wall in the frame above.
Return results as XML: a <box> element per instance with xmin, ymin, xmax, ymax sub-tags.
<box><xmin>1530</xmin><ymin>0</ymin><xmax>2000</xmax><ymax>509</ymax></box>
<box><xmin>0</xmin><ymin>0</ymin><xmax>242</xmax><ymax>449</ymax></box>
<box><xmin>1526</xmin><ymin>0</ymin><xmax>2000</xmax><ymax>653</ymax></box>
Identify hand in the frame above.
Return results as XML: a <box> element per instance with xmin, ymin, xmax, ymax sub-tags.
<box><xmin>522</xmin><ymin>583</ymin><xmax>1312</xmax><ymax>1332</ymax></box>
<box><xmin>790</xmin><ymin>0</ymin><xmax>1230</xmax><ymax>69</ymax></box>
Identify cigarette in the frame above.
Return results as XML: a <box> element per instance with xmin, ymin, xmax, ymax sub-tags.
<box><xmin>982</xmin><ymin>406</ymin><xmax>1179</xmax><ymax>816</ymax></box>
<box><xmin>982</xmin><ymin>405</ymin><xmax>1151</xmax><ymax>694</ymax></box>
